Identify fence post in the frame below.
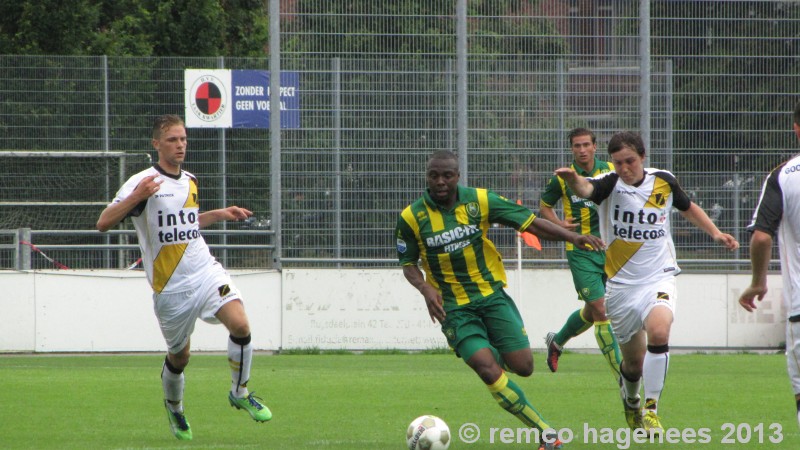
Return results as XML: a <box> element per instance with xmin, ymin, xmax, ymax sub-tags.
<box><xmin>269</xmin><ymin>0</ymin><xmax>283</xmax><ymax>269</ymax></box>
<box><xmin>455</xmin><ymin>0</ymin><xmax>468</xmax><ymax>184</ymax></box>
<box><xmin>16</xmin><ymin>228</ymin><xmax>31</xmax><ymax>270</ymax></box>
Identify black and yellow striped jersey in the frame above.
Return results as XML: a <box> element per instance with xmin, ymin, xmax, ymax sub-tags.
<box><xmin>587</xmin><ymin>169</ymin><xmax>691</xmax><ymax>284</ymax></box>
<box><xmin>110</xmin><ymin>165</ymin><xmax>215</xmax><ymax>294</ymax></box>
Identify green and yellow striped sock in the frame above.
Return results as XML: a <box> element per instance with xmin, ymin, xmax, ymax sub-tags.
<box><xmin>487</xmin><ymin>372</ymin><xmax>550</xmax><ymax>431</ymax></box>
<box><xmin>594</xmin><ymin>319</ymin><xmax>621</xmax><ymax>380</ymax></box>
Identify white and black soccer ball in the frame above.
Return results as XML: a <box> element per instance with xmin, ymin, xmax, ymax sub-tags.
<box><xmin>407</xmin><ymin>415</ymin><xmax>451</xmax><ymax>450</ymax></box>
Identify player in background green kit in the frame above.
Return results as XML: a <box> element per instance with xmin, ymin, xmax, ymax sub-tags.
<box><xmin>539</xmin><ymin>128</ymin><xmax>621</xmax><ymax>379</ymax></box>
<box><xmin>395</xmin><ymin>150</ymin><xmax>605</xmax><ymax>450</ymax></box>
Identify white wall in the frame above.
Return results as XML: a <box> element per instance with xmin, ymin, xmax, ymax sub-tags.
<box><xmin>0</xmin><ymin>269</ymin><xmax>786</xmax><ymax>353</ymax></box>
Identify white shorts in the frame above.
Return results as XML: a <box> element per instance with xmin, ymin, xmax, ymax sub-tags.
<box><xmin>153</xmin><ymin>265</ymin><xmax>242</xmax><ymax>354</ymax></box>
<box><xmin>786</xmin><ymin>321</ymin><xmax>800</xmax><ymax>395</ymax></box>
<box><xmin>605</xmin><ymin>277</ymin><xmax>677</xmax><ymax>345</ymax></box>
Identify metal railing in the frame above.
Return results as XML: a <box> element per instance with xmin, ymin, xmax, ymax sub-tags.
<box><xmin>1</xmin><ymin>227</ymin><xmax>773</xmax><ymax>273</ymax></box>
<box><xmin>2</xmin><ymin>228</ymin><xmax>275</xmax><ymax>271</ymax></box>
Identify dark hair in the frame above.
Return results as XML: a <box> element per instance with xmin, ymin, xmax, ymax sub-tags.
<box><xmin>793</xmin><ymin>101</ymin><xmax>800</xmax><ymax>126</ymax></box>
<box><xmin>153</xmin><ymin>114</ymin><xmax>185</xmax><ymax>140</ymax></box>
<box><xmin>427</xmin><ymin>150</ymin><xmax>459</xmax><ymax>166</ymax></box>
<box><xmin>607</xmin><ymin>131</ymin><xmax>645</xmax><ymax>157</ymax></box>
<box><xmin>568</xmin><ymin>127</ymin><xmax>596</xmax><ymax>145</ymax></box>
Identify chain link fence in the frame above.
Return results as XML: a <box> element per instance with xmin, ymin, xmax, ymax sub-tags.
<box><xmin>1</xmin><ymin>0</ymin><xmax>796</xmax><ymax>270</ymax></box>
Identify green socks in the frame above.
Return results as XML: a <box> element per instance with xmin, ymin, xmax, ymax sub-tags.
<box><xmin>594</xmin><ymin>319</ymin><xmax>622</xmax><ymax>380</ymax></box>
<box><xmin>555</xmin><ymin>308</ymin><xmax>621</xmax><ymax>381</ymax></box>
<box><xmin>554</xmin><ymin>308</ymin><xmax>592</xmax><ymax>346</ymax></box>
<box><xmin>488</xmin><ymin>372</ymin><xmax>550</xmax><ymax>431</ymax></box>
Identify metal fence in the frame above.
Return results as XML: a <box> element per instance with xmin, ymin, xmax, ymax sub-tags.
<box><xmin>1</xmin><ymin>0</ymin><xmax>796</xmax><ymax>271</ymax></box>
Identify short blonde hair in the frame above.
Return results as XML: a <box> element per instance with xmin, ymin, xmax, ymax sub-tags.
<box><xmin>152</xmin><ymin>114</ymin><xmax>185</xmax><ymax>140</ymax></box>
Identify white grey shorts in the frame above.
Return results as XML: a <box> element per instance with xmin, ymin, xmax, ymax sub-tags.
<box><xmin>786</xmin><ymin>321</ymin><xmax>800</xmax><ymax>395</ymax></box>
<box><xmin>605</xmin><ymin>277</ymin><xmax>676</xmax><ymax>345</ymax></box>
<box><xmin>153</xmin><ymin>266</ymin><xmax>242</xmax><ymax>354</ymax></box>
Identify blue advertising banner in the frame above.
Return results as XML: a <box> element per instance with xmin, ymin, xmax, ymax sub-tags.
<box><xmin>185</xmin><ymin>69</ymin><xmax>300</xmax><ymax>129</ymax></box>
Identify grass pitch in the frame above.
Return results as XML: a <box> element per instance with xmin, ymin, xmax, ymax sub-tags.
<box><xmin>0</xmin><ymin>351</ymin><xmax>796</xmax><ymax>449</ymax></box>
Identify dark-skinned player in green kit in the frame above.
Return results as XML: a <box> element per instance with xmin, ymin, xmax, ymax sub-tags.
<box><xmin>395</xmin><ymin>150</ymin><xmax>605</xmax><ymax>450</ymax></box>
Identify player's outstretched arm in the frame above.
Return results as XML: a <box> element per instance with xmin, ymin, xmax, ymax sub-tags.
<box><xmin>554</xmin><ymin>167</ymin><xmax>594</xmax><ymax>199</ymax></box>
<box><xmin>525</xmin><ymin>217</ymin><xmax>604</xmax><ymax>251</ymax></box>
<box><xmin>96</xmin><ymin>174</ymin><xmax>162</xmax><ymax>232</ymax></box>
<box><xmin>679</xmin><ymin>203</ymin><xmax>739</xmax><ymax>250</ymax></box>
<box><xmin>199</xmin><ymin>206</ymin><xmax>253</xmax><ymax>228</ymax></box>
<box><xmin>738</xmin><ymin>230</ymin><xmax>773</xmax><ymax>312</ymax></box>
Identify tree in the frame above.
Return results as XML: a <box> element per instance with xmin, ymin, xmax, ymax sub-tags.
<box><xmin>0</xmin><ymin>0</ymin><xmax>101</xmax><ymax>54</ymax></box>
<box><xmin>651</xmin><ymin>0</ymin><xmax>800</xmax><ymax>174</ymax></box>
<box><xmin>222</xmin><ymin>0</ymin><xmax>269</xmax><ymax>57</ymax></box>
<box><xmin>0</xmin><ymin>0</ymin><xmax>268</xmax><ymax>57</ymax></box>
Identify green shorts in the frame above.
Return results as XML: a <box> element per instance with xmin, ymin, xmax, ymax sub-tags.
<box><xmin>440</xmin><ymin>290</ymin><xmax>530</xmax><ymax>362</ymax></box>
<box><xmin>567</xmin><ymin>250</ymin><xmax>606</xmax><ymax>302</ymax></box>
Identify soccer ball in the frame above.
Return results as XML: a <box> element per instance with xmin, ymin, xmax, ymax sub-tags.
<box><xmin>407</xmin><ymin>415</ymin><xmax>451</xmax><ymax>450</ymax></box>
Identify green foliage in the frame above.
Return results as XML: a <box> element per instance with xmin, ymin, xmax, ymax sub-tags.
<box><xmin>651</xmin><ymin>1</ymin><xmax>800</xmax><ymax>173</ymax></box>
<box><xmin>151</xmin><ymin>0</ymin><xmax>226</xmax><ymax>56</ymax></box>
<box><xmin>468</xmin><ymin>1</ymin><xmax>566</xmax><ymax>58</ymax></box>
<box><xmin>222</xmin><ymin>0</ymin><xmax>270</xmax><ymax>57</ymax></box>
<box><xmin>285</xmin><ymin>0</ymin><xmax>565</xmax><ymax>58</ymax></box>
<box><xmin>0</xmin><ymin>0</ymin><xmax>269</xmax><ymax>57</ymax></box>
<box><xmin>285</xmin><ymin>1</ymin><xmax>455</xmax><ymax>57</ymax></box>
<box><xmin>0</xmin><ymin>0</ymin><xmax>101</xmax><ymax>54</ymax></box>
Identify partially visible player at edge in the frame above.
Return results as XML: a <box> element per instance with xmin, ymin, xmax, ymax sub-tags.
<box><xmin>738</xmin><ymin>100</ymin><xmax>800</xmax><ymax>429</ymax></box>
<box><xmin>96</xmin><ymin>114</ymin><xmax>272</xmax><ymax>440</ymax></box>
<box><xmin>555</xmin><ymin>131</ymin><xmax>738</xmax><ymax>436</ymax></box>
<box><xmin>539</xmin><ymin>127</ymin><xmax>621</xmax><ymax>379</ymax></box>
<box><xmin>395</xmin><ymin>150</ymin><xmax>605</xmax><ymax>450</ymax></box>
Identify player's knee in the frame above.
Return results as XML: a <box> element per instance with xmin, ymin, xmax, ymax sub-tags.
<box><xmin>168</xmin><ymin>353</ymin><xmax>190</xmax><ymax>370</ymax></box>
<box><xmin>647</xmin><ymin>328</ymin><xmax>670</xmax><ymax>346</ymax></box>
<box><xmin>505</xmin><ymin>352</ymin><xmax>533</xmax><ymax>377</ymax></box>
<box><xmin>511</xmin><ymin>363</ymin><xmax>533</xmax><ymax>377</ymax></box>
<box><xmin>473</xmin><ymin>364</ymin><xmax>503</xmax><ymax>384</ymax></box>
<box><xmin>226</xmin><ymin>321</ymin><xmax>251</xmax><ymax>338</ymax></box>
<box><xmin>585</xmin><ymin>299</ymin><xmax>608</xmax><ymax>321</ymax></box>
<box><xmin>467</xmin><ymin>351</ymin><xmax>504</xmax><ymax>384</ymax></box>
<box><xmin>620</xmin><ymin>361</ymin><xmax>642</xmax><ymax>381</ymax></box>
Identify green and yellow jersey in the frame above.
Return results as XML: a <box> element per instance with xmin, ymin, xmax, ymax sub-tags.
<box><xmin>396</xmin><ymin>186</ymin><xmax>535</xmax><ymax>309</ymax></box>
<box><xmin>540</xmin><ymin>157</ymin><xmax>613</xmax><ymax>251</ymax></box>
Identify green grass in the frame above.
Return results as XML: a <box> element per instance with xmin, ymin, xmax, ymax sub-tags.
<box><xmin>0</xmin><ymin>352</ymin><xmax>797</xmax><ymax>449</ymax></box>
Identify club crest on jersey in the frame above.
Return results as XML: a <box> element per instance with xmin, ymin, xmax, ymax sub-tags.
<box><xmin>416</xmin><ymin>210</ymin><xmax>427</xmax><ymax>222</ymax></box>
<box><xmin>397</xmin><ymin>238</ymin><xmax>407</xmax><ymax>253</ymax></box>
<box><xmin>466</xmin><ymin>202</ymin><xmax>479</xmax><ymax>218</ymax></box>
<box><xmin>218</xmin><ymin>284</ymin><xmax>231</xmax><ymax>297</ymax></box>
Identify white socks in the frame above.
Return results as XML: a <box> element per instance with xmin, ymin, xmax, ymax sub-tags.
<box><xmin>228</xmin><ymin>334</ymin><xmax>253</xmax><ymax>398</ymax></box>
<box><xmin>643</xmin><ymin>348</ymin><xmax>669</xmax><ymax>411</ymax></box>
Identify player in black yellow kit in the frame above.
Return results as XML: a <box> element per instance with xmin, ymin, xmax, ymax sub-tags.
<box><xmin>395</xmin><ymin>150</ymin><xmax>605</xmax><ymax>450</ymax></box>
